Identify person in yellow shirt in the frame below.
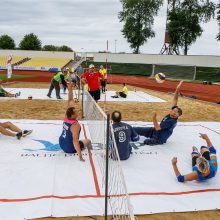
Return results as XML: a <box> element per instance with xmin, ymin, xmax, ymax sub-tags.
<box><xmin>112</xmin><ymin>83</ymin><xmax>128</xmax><ymax>98</ymax></box>
<box><xmin>99</xmin><ymin>65</ymin><xmax>107</xmax><ymax>93</ymax></box>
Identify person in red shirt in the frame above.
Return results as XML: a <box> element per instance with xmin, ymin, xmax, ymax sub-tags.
<box><xmin>82</xmin><ymin>64</ymin><xmax>102</xmax><ymax>102</ymax></box>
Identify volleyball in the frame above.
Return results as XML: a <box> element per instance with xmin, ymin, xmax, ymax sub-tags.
<box><xmin>155</xmin><ymin>73</ymin><xmax>166</xmax><ymax>83</ymax></box>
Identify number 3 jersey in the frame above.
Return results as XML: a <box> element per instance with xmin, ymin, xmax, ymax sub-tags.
<box><xmin>112</xmin><ymin>122</ymin><xmax>139</xmax><ymax>160</ymax></box>
<box><xmin>59</xmin><ymin>117</ymin><xmax>81</xmax><ymax>153</ymax></box>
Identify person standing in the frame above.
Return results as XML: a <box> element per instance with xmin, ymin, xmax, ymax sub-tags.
<box><xmin>47</xmin><ymin>69</ymin><xmax>70</xmax><ymax>99</ymax></box>
<box><xmin>81</xmin><ymin>64</ymin><xmax>102</xmax><ymax>102</ymax></box>
<box><xmin>99</xmin><ymin>65</ymin><xmax>107</xmax><ymax>93</ymax></box>
<box><xmin>62</xmin><ymin>67</ymin><xmax>70</xmax><ymax>94</ymax></box>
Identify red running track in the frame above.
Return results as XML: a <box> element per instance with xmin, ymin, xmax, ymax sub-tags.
<box><xmin>1</xmin><ymin>70</ymin><xmax>220</xmax><ymax>103</ymax></box>
<box><xmin>111</xmin><ymin>74</ymin><xmax>220</xmax><ymax>104</ymax></box>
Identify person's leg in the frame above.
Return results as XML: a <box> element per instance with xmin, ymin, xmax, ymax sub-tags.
<box><xmin>143</xmin><ymin>138</ymin><xmax>162</xmax><ymax>146</ymax></box>
<box><xmin>104</xmin><ymin>80</ymin><xmax>107</xmax><ymax>92</ymax></box>
<box><xmin>133</xmin><ymin>126</ymin><xmax>154</xmax><ymax>138</ymax></box>
<box><xmin>0</xmin><ymin>125</ymin><xmax>16</xmax><ymax>137</ymax></box>
<box><xmin>47</xmin><ymin>80</ymin><xmax>54</xmax><ymax>97</ymax></box>
<box><xmin>94</xmin><ymin>89</ymin><xmax>100</xmax><ymax>102</ymax></box>
<box><xmin>119</xmin><ymin>92</ymin><xmax>126</xmax><ymax>98</ymax></box>
<box><xmin>200</xmin><ymin>146</ymin><xmax>210</xmax><ymax>160</ymax></box>
<box><xmin>54</xmin><ymin>80</ymin><xmax>61</xmax><ymax>99</ymax></box>
<box><xmin>192</xmin><ymin>147</ymin><xmax>200</xmax><ymax>167</ymax></box>
<box><xmin>0</xmin><ymin>122</ymin><xmax>22</xmax><ymax>133</ymax></box>
<box><xmin>5</xmin><ymin>93</ymin><xmax>15</xmax><ymax>97</ymax></box>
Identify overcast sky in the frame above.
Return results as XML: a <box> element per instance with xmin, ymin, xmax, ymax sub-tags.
<box><xmin>0</xmin><ymin>0</ymin><xmax>220</xmax><ymax>55</ymax></box>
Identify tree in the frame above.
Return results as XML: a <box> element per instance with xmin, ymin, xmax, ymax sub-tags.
<box><xmin>58</xmin><ymin>45</ymin><xmax>73</xmax><ymax>52</ymax></box>
<box><xmin>119</xmin><ymin>0</ymin><xmax>163</xmax><ymax>54</ymax></box>
<box><xmin>217</xmin><ymin>2</ymin><xmax>220</xmax><ymax>41</ymax></box>
<box><xmin>42</xmin><ymin>45</ymin><xmax>58</xmax><ymax>51</ymax></box>
<box><xmin>168</xmin><ymin>0</ymin><xmax>215</xmax><ymax>55</ymax></box>
<box><xmin>19</xmin><ymin>33</ymin><xmax>42</xmax><ymax>50</ymax></box>
<box><xmin>0</xmin><ymin>35</ymin><xmax>15</xmax><ymax>49</ymax></box>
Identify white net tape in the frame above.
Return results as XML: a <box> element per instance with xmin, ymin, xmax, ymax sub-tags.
<box><xmin>83</xmin><ymin>88</ymin><xmax>135</xmax><ymax>220</ymax></box>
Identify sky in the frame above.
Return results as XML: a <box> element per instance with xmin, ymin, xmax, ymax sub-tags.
<box><xmin>0</xmin><ymin>0</ymin><xmax>220</xmax><ymax>55</ymax></box>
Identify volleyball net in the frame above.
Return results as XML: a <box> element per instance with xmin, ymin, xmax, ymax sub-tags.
<box><xmin>82</xmin><ymin>87</ymin><xmax>134</xmax><ymax>220</ymax></box>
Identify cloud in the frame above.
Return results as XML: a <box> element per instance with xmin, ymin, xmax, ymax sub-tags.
<box><xmin>0</xmin><ymin>0</ymin><xmax>219</xmax><ymax>55</ymax></box>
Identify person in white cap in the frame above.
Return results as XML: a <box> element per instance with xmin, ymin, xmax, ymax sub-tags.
<box><xmin>81</xmin><ymin>64</ymin><xmax>102</xmax><ymax>102</ymax></box>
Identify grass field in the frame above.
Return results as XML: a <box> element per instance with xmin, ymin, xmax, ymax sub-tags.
<box><xmin>0</xmin><ymin>73</ymin><xmax>33</xmax><ymax>80</ymax></box>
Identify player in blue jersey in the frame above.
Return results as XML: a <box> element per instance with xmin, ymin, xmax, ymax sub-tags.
<box><xmin>59</xmin><ymin>80</ymin><xmax>91</xmax><ymax>161</ymax></box>
<box><xmin>133</xmin><ymin>81</ymin><xmax>183</xmax><ymax>145</ymax></box>
<box><xmin>112</xmin><ymin>111</ymin><xmax>139</xmax><ymax>160</ymax></box>
<box><xmin>172</xmin><ymin>133</ymin><xmax>218</xmax><ymax>182</ymax></box>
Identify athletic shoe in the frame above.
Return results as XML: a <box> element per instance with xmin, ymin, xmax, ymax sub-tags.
<box><xmin>16</xmin><ymin>132</ymin><xmax>22</xmax><ymax>140</ymax></box>
<box><xmin>17</xmin><ymin>91</ymin><xmax>21</xmax><ymax>96</ymax></box>
<box><xmin>47</xmin><ymin>94</ymin><xmax>52</xmax><ymax>98</ymax></box>
<box><xmin>57</xmin><ymin>97</ymin><xmax>63</xmax><ymax>99</ymax></box>
<box><xmin>111</xmin><ymin>96</ymin><xmax>119</xmax><ymax>98</ymax></box>
<box><xmin>15</xmin><ymin>94</ymin><xmax>18</xmax><ymax>98</ymax></box>
<box><xmin>22</xmin><ymin>130</ymin><xmax>33</xmax><ymax>137</ymax></box>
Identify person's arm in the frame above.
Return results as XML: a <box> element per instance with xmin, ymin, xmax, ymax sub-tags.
<box><xmin>67</xmin><ymin>81</ymin><xmax>75</xmax><ymax>108</ymax></box>
<box><xmin>171</xmin><ymin>157</ymin><xmax>198</xmax><ymax>182</ymax></box>
<box><xmin>71</xmin><ymin>123</ymin><xmax>85</xmax><ymax>162</ymax></box>
<box><xmin>172</xmin><ymin>80</ymin><xmax>183</xmax><ymax>107</ymax></box>
<box><xmin>81</xmin><ymin>73</ymin><xmax>87</xmax><ymax>85</ymax></box>
<box><xmin>152</xmin><ymin>112</ymin><xmax>161</xmax><ymax>131</ymax></box>
<box><xmin>199</xmin><ymin>133</ymin><xmax>213</xmax><ymax>147</ymax></box>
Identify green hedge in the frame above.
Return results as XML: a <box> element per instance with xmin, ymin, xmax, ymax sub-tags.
<box><xmin>82</xmin><ymin>61</ymin><xmax>220</xmax><ymax>82</ymax></box>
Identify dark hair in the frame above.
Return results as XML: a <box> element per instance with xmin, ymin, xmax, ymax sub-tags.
<box><xmin>66</xmin><ymin>107</ymin><xmax>76</xmax><ymax>119</ymax></box>
<box><xmin>123</xmin><ymin>83</ymin><xmax>126</xmax><ymax>86</ymax></box>
<box><xmin>111</xmin><ymin>111</ymin><xmax>122</xmax><ymax>123</ymax></box>
<box><xmin>172</xmin><ymin>105</ymin><xmax>183</xmax><ymax>116</ymax></box>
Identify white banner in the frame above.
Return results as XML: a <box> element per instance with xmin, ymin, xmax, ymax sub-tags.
<box><xmin>7</xmin><ymin>55</ymin><xmax>12</xmax><ymax>79</ymax></box>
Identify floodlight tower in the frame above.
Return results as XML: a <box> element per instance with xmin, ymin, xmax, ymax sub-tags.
<box><xmin>160</xmin><ymin>0</ymin><xmax>179</xmax><ymax>55</ymax></box>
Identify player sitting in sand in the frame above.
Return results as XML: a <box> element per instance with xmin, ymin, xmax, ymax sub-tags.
<box><xmin>133</xmin><ymin>81</ymin><xmax>183</xmax><ymax>145</ymax></box>
<box><xmin>112</xmin><ymin>111</ymin><xmax>139</xmax><ymax>160</ymax></box>
<box><xmin>59</xmin><ymin>80</ymin><xmax>91</xmax><ymax>162</ymax></box>
<box><xmin>172</xmin><ymin>133</ymin><xmax>218</xmax><ymax>182</ymax></box>
<box><xmin>0</xmin><ymin>80</ymin><xmax>21</xmax><ymax>98</ymax></box>
<box><xmin>111</xmin><ymin>83</ymin><xmax>128</xmax><ymax>98</ymax></box>
<box><xmin>0</xmin><ymin>121</ymin><xmax>32</xmax><ymax>139</ymax></box>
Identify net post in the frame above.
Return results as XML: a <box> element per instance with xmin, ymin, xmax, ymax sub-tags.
<box><xmin>151</xmin><ymin>64</ymin><xmax>155</xmax><ymax>77</ymax></box>
<box><xmin>104</xmin><ymin>114</ymin><xmax>110</xmax><ymax>220</ymax></box>
<box><xmin>81</xmin><ymin>85</ymin><xmax>84</xmax><ymax>119</ymax></box>
<box><xmin>193</xmin><ymin>65</ymin><xmax>197</xmax><ymax>81</ymax></box>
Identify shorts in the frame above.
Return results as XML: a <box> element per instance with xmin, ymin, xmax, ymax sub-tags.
<box><xmin>59</xmin><ymin>138</ymin><xmax>84</xmax><ymax>154</ymax></box>
<box><xmin>192</xmin><ymin>151</ymin><xmax>210</xmax><ymax>166</ymax></box>
<box><xmin>119</xmin><ymin>92</ymin><xmax>127</xmax><ymax>98</ymax></box>
<box><xmin>89</xmin><ymin>89</ymin><xmax>100</xmax><ymax>101</ymax></box>
<box><xmin>101</xmin><ymin>79</ymin><xmax>107</xmax><ymax>87</ymax></box>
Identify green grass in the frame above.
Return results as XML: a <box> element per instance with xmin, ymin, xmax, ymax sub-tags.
<box><xmin>83</xmin><ymin>62</ymin><xmax>220</xmax><ymax>82</ymax></box>
<box><xmin>0</xmin><ymin>74</ymin><xmax>33</xmax><ymax>80</ymax></box>
<box><xmin>83</xmin><ymin>61</ymin><xmax>152</xmax><ymax>76</ymax></box>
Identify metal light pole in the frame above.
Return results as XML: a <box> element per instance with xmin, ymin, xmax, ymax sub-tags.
<box><xmin>114</xmin><ymin>40</ymin><xmax>117</xmax><ymax>53</ymax></box>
